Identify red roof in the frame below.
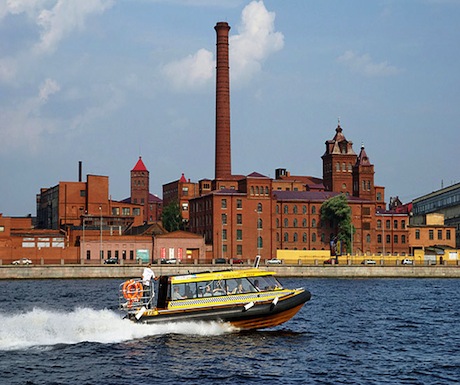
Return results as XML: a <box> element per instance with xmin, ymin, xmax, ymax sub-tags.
<box><xmin>179</xmin><ymin>173</ymin><xmax>187</xmax><ymax>183</ymax></box>
<box><xmin>132</xmin><ymin>156</ymin><xmax>148</xmax><ymax>172</ymax></box>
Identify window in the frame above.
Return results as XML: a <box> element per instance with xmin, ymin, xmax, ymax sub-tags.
<box><xmin>394</xmin><ymin>220</ymin><xmax>398</xmax><ymax>229</ymax></box>
<box><xmin>386</xmin><ymin>220</ymin><xmax>390</xmax><ymax>229</ymax></box>
<box><xmin>293</xmin><ymin>233</ymin><xmax>298</xmax><ymax>242</ymax></box>
<box><xmin>222</xmin><ymin>229</ymin><xmax>227</xmax><ymax>240</ymax></box>
<box><xmin>312</xmin><ymin>219</ymin><xmax>316</xmax><ymax>228</ymax></box>
<box><xmin>377</xmin><ymin>220</ymin><xmax>381</xmax><ymax>229</ymax></box>
<box><xmin>312</xmin><ymin>233</ymin><xmax>317</xmax><ymax>242</ymax></box>
<box><xmin>312</xmin><ymin>206</ymin><xmax>316</xmax><ymax>214</ymax></box>
<box><xmin>302</xmin><ymin>205</ymin><xmax>307</xmax><ymax>214</ymax></box>
<box><xmin>221</xmin><ymin>199</ymin><xmax>227</xmax><ymax>209</ymax></box>
<box><xmin>284</xmin><ymin>205</ymin><xmax>288</xmax><ymax>214</ymax></box>
<box><xmin>86</xmin><ymin>250</ymin><xmax>91</xmax><ymax>260</ymax></box>
<box><xmin>276</xmin><ymin>218</ymin><xmax>280</xmax><ymax>228</ymax></box>
<box><xmin>293</xmin><ymin>205</ymin><xmax>298</xmax><ymax>214</ymax></box>
<box><xmin>236</xmin><ymin>214</ymin><xmax>242</xmax><ymax>225</ymax></box>
<box><xmin>438</xmin><ymin>230</ymin><xmax>442</xmax><ymax>240</ymax></box>
<box><xmin>80</xmin><ymin>190</ymin><xmax>86</xmax><ymax>197</ymax></box>
<box><xmin>401</xmin><ymin>235</ymin><xmax>406</xmax><ymax>244</ymax></box>
<box><xmin>133</xmin><ymin>208</ymin><xmax>140</xmax><ymax>216</ymax></box>
<box><xmin>302</xmin><ymin>233</ymin><xmax>307</xmax><ymax>242</ymax></box>
<box><xmin>222</xmin><ymin>214</ymin><xmax>227</xmax><ymax>225</ymax></box>
<box><xmin>284</xmin><ymin>218</ymin><xmax>288</xmax><ymax>227</ymax></box>
<box><xmin>257</xmin><ymin>202</ymin><xmax>262</xmax><ymax>212</ymax></box>
<box><xmin>429</xmin><ymin>230</ymin><xmax>434</xmax><ymax>240</ymax></box>
<box><xmin>130</xmin><ymin>250</ymin><xmax>134</xmax><ymax>260</ymax></box>
<box><xmin>302</xmin><ymin>218</ymin><xmax>307</xmax><ymax>227</ymax></box>
<box><xmin>284</xmin><ymin>233</ymin><xmax>289</xmax><ymax>242</ymax></box>
<box><xmin>363</xmin><ymin>222</ymin><xmax>371</xmax><ymax>230</ymax></box>
<box><xmin>122</xmin><ymin>207</ymin><xmax>130</xmax><ymax>215</ymax></box>
<box><xmin>394</xmin><ymin>235</ymin><xmax>398</xmax><ymax>244</ymax></box>
<box><xmin>447</xmin><ymin>230</ymin><xmax>451</xmax><ymax>240</ymax></box>
<box><xmin>293</xmin><ymin>219</ymin><xmax>298</xmax><ymax>228</ymax></box>
<box><xmin>236</xmin><ymin>229</ymin><xmax>242</xmax><ymax>240</ymax></box>
<box><xmin>363</xmin><ymin>207</ymin><xmax>370</xmax><ymax>215</ymax></box>
<box><xmin>182</xmin><ymin>187</ymin><xmax>188</xmax><ymax>196</ymax></box>
<box><xmin>237</xmin><ymin>199</ymin><xmax>242</xmax><ymax>209</ymax></box>
<box><xmin>366</xmin><ymin>234</ymin><xmax>371</xmax><ymax>243</ymax></box>
<box><xmin>377</xmin><ymin>234</ymin><xmax>382</xmax><ymax>243</ymax></box>
<box><xmin>377</xmin><ymin>192</ymin><xmax>381</xmax><ymax>201</ymax></box>
<box><xmin>237</xmin><ymin>245</ymin><xmax>242</xmax><ymax>256</ymax></box>
<box><xmin>415</xmin><ymin>229</ymin><xmax>420</xmax><ymax>240</ymax></box>
<box><xmin>257</xmin><ymin>218</ymin><xmax>263</xmax><ymax>229</ymax></box>
<box><xmin>386</xmin><ymin>235</ymin><xmax>390</xmax><ymax>244</ymax></box>
<box><xmin>181</xmin><ymin>203</ymin><xmax>188</xmax><ymax>212</ymax></box>
<box><xmin>402</xmin><ymin>220</ymin><xmax>406</xmax><ymax>229</ymax></box>
<box><xmin>257</xmin><ymin>236</ymin><xmax>263</xmax><ymax>249</ymax></box>
<box><xmin>0</xmin><ymin>226</ymin><xmax>4</xmax><ymax>232</ymax></box>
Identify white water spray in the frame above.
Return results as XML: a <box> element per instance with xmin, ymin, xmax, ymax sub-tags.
<box><xmin>0</xmin><ymin>307</ymin><xmax>234</xmax><ymax>351</ymax></box>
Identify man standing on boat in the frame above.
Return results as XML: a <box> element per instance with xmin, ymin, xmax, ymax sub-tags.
<box><xmin>142</xmin><ymin>263</ymin><xmax>156</xmax><ymax>307</ymax></box>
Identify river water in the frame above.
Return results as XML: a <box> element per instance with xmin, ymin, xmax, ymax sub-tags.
<box><xmin>0</xmin><ymin>278</ymin><xmax>458</xmax><ymax>384</ymax></box>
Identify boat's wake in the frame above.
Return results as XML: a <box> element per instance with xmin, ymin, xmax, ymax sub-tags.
<box><xmin>0</xmin><ymin>307</ymin><xmax>235</xmax><ymax>351</ymax></box>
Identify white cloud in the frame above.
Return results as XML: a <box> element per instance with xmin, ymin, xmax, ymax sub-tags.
<box><xmin>230</xmin><ymin>0</ymin><xmax>284</xmax><ymax>83</ymax></box>
<box><xmin>0</xmin><ymin>0</ymin><xmax>114</xmax><ymax>53</ymax></box>
<box><xmin>338</xmin><ymin>50</ymin><xmax>401</xmax><ymax>77</ymax></box>
<box><xmin>163</xmin><ymin>48</ymin><xmax>214</xmax><ymax>89</ymax></box>
<box><xmin>39</xmin><ymin>78</ymin><xmax>60</xmax><ymax>102</ymax></box>
<box><xmin>162</xmin><ymin>0</ymin><xmax>284</xmax><ymax>90</ymax></box>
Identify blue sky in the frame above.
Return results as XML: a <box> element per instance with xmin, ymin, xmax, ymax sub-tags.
<box><xmin>1</xmin><ymin>0</ymin><xmax>459</xmax><ymax>216</ymax></box>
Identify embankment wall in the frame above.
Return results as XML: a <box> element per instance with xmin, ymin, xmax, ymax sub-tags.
<box><xmin>1</xmin><ymin>265</ymin><xmax>459</xmax><ymax>279</ymax></box>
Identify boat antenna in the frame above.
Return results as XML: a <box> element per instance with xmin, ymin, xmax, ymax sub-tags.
<box><xmin>254</xmin><ymin>255</ymin><xmax>261</xmax><ymax>268</ymax></box>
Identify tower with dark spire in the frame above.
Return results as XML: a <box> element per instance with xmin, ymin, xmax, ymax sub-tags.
<box><xmin>352</xmin><ymin>144</ymin><xmax>375</xmax><ymax>200</ymax></box>
<box><xmin>321</xmin><ymin>122</ymin><xmax>357</xmax><ymax>194</ymax></box>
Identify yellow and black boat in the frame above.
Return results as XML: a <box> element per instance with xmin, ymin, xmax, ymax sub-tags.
<box><xmin>119</xmin><ymin>266</ymin><xmax>311</xmax><ymax>330</ymax></box>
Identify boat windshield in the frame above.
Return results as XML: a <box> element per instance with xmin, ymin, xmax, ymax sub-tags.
<box><xmin>169</xmin><ymin>275</ymin><xmax>283</xmax><ymax>300</ymax></box>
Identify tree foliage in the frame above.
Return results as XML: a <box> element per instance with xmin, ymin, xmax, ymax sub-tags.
<box><xmin>320</xmin><ymin>194</ymin><xmax>354</xmax><ymax>254</ymax></box>
<box><xmin>161</xmin><ymin>201</ymin><xmax>183</xmax><ymax>232</ymax></box>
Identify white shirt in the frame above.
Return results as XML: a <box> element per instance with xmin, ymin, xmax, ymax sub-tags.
<box><xmin>142</xmin><ymin>267</ymin><xmax>155</xmax><ymax>286</ymax></box>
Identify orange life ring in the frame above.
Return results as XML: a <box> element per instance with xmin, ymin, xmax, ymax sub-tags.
<box><xmin>122</xmin><ymin>280</ymin><xmax>143</xmax><ymax>302</ymax></box>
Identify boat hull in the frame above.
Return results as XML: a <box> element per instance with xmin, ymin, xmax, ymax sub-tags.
<box><xmin>127</xmin><ymin>289</ymin><xmax>311</xmax><ymax>330</ymax></box>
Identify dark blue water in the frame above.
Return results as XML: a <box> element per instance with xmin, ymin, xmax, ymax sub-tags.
<box><xmin>0</xmin><ymin>278</ymin><xmax>459</xmax><ymax>384</ymax></box>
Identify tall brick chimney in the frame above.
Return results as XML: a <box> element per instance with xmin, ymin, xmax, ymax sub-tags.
<box><xmin>214</xmin><ymin>22</ymin><xmax>231</xmax><ymax>179</ymax></box>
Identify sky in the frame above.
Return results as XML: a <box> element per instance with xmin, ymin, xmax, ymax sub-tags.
<box><xmin>1</xmin><ymin>0</ymin><xmax>459</xmax><ymax>216</ymax></box>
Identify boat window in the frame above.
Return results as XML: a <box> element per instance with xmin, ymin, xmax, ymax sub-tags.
<box><xmin>247</xmin><ymin>276</ymin><xmax>283</xmax><ymax>291</ymax></box>
<box><xmin>225</xmin><ymin>278</ymin><xmax>247</xmax><ymax>294</ymax></box>
<box><xmin>171</xmin><ymin>283</ymin><xmax>195</xmax><ymax>300</ymax></box>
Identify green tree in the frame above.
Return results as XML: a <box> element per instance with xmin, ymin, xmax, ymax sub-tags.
<box><xmin>161</xmin><ymin>201</ymin><xmax>183</xmax><ymax>232</ymax></box>
<box><xmin>320</xmin><ymin>194</ymin><xmax>354</xmax><ymax>254</ymax></box>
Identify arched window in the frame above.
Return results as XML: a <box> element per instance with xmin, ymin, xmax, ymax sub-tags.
<box><xmin>312</xmin><ymin>206</ymin><xmax>316</xmax><ymax>214</ymax></box>
<box><xmin>276</xmin><ymin>218</ymin><xmax>280</xmax><ymax>228</ymax></box>
<box><xmin>302</xmin><ymin>218</ymin><xmax>307</xmax><ymax>227</ymax></box>
<box><xmin>257</xmin><ymin>218</ymin><xmax>263</xmax><ymax>229</ymax></box>
<box><xmin>312</xmin><ymin>219</ymin><xmax>316</xmax><ymax>228</ymax></box>
<box><xmin>257</xmin><ymin>236</ymin><xmax>263</xmax><ymax>249</ymax></box>
<box><xmin>276</xmin><ymin>205</ymin><xmax>279</xmax><ymax>214</ymax></box>
<box><xmin>250</xmin><ymin>186</ymin><xmax>254</xmax><ymax>195</ymax></box>
<box><xmin>257</xmin><ymin>202</ymin><xmax>262</xmax><ymax>212</ymax></box>
<box><xmin>302</xmin><ymin>232</ymin><xmax>307</xmax><ymax>242</ymax></box>
<box><xmin>293</xmin><ymin>233</ymin><xmax>298</xmax><ymax>242</ymax></box>
<box><xmin>312</xmin><ymin>233</ymin><xmax>317</xmax><ymax>242</ymax></box>
<box><xmin>293</xmin><ymin>219</ymin><xmax>298</xmax><ymax>228</ymax></box>
<box><xmin>284</xmin><ymin>218</ymin><xmax>289</xmax><ymax>227</ymax></box>
<box><xmin>366</xmin><ymin>234</ymin><xmax>371</xmax><ymax>243</ymax></box>
<box><xmin>336</xmin><ymin>162</ymin><xmax>340</xmax><ymax>171</ymax></box>
<box><xmin>293</xmin><ymin>205</ymin><xmax>298</xmax><ymax>214</ymax></box>
<box><xmin>284</xmin><ymin>205</ymin><xmax>288</xmax><ymax>214</ymax></box>
<box><xmin>302</xmin><ymin>205</ymin><xmax>307</xmax><ymax>214</ymax></box>
<box><xmin>265</xmin><ymin>186</ymin><xmax>269</xmax><ymax>195</ymax></box>
<box><xmin>256</xmin><ymin>186</ymin><xmax>259</xmax><ymax>195</ymax></box>
<box><xmin>284</xmin><ymin>233</ymin><xmax>289</xmax><ymax>242</ymax></box>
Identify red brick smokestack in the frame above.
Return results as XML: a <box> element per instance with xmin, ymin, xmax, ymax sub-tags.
<box><xmin>214</xmin><ymin>22</ymin><xmax>231</xmax><ymax>179</ymax></box>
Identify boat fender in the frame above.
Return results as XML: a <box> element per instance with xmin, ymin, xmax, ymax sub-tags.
<box><xmin>270</xmin><ymin>296</ymin><xmax>279</xmax><ymax>311</ymax></box>
<box><xmin>243</xmin><ymin>302</ymin><xmax>254</xmax><ymax>312</ymax></box>
<box><xmin>135</xmin><ymin>306</ymin><xmax>147</xmax><ymax>320</ymax></box>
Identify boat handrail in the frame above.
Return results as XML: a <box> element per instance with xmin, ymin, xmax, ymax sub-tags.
<box><xmin>119</xmin><ymin>278</ymin><xmax>154</xmax><ymax>312</ymax></box>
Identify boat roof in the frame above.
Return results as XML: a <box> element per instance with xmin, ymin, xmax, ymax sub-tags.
<box><xmin>170</xmin><ymin>268</ymin><xmax>276</xmax><ymax>284</ymax></box>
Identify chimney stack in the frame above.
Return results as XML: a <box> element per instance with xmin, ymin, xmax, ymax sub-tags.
<box><xmin>214</xmin><ymin>22</ymin><xmax>232</xmax><ymax>179</ymax></box>
<box><xmin>78</xmin><ymin>161</ymin><xmax>82</xmax><ymax>182</ymax></box>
